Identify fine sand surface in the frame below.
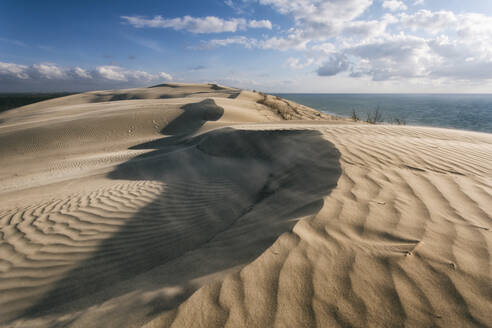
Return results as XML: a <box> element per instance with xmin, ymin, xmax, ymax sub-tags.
<box><xmin>0</xmin><ymin>83</ymin><xmax>491</xmax><ymax>327</ymax></box>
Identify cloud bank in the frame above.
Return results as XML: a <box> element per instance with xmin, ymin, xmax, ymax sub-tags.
<box><xmin>0</xmin><ymin>62</ymin><xmax>172</xmax><ymax>92</ymax></box>
<box><xmin>204</xmin><ymin>0</ymin><xmax>492</xmax><ymax>83</ymax></box>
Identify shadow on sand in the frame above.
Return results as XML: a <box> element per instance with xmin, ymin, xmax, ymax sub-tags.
<box><xmin>19</xmin><ymin>98</ymin><xmax>341</xmax><ymax>326</ymax></box>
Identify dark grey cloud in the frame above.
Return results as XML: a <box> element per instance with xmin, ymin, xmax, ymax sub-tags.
<box><xmin>317</xmin><ymin>54</ymin><xmax>350</xmax><ymax>76</ymax></box>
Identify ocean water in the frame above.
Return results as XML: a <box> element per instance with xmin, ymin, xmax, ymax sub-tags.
<box><xmin>275</xmin><ymin>94</ymin><xmax>492</xmax><ymax>134</ymax></box>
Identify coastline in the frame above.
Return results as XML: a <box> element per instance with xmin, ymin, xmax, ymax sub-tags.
<box><xmin>275</xmin><ymin>93</ymin><xmax>492</xmax><ymax>134</ymax></box>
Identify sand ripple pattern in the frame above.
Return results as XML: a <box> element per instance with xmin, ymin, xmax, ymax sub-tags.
<box><xmin>0</xmin><ymin>182</ymin><xmax>166</xmax><ymax>317</ymax></box>
<box><xmin>145</xmin><ymin>125</ymin><xmax>492</xmax><ymax>328</ymax></box>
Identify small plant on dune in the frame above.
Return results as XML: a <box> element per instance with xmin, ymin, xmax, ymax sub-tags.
<box><xmin>391</xmin><ymin>117</ymin><xmax>407</xmax><ymax>125</ymax></box>
<box><xmin>351</xmin><ymin>109</ymin><xmax>360</xmax><ymax>121</ymax></box>
<box><xmin>366</xmin><ymin>107</ymin><xmax>383</xmax><ymax>124</ymax></box>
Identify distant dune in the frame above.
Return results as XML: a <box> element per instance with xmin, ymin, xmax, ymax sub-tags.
<box><xmin>0</xmin><ymin>83</ymin><xmax>491</xmax><ymax>327</ymax></box>
<box><xmin>0</xmin><ymin>93</ymin><xmax>76</xmax><ymax>114</ymax></box>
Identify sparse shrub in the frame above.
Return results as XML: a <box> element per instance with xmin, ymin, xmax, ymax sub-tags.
<box><xmin>257</xmin><ymin>94</ymin><xmax>299</xmax><ymax>120</ymax></box>
<box><xmin>391</xmin><ymin>117</ymin><xmax>407</xmax><ymax>125</ymax></box>
<box><xmin>366</xmin><ymin>107</ymin><xmax>384</xmax><ymax>124</ymax></box>
<box><xmin>351</xmin><ymin>109</ymin><xmax>360</xmax><ymax>121</ymax></box>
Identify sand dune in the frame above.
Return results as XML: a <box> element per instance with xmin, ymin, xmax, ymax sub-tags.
<box><xmin>0</xmin><ymin>84</ymin><xmax>491</xmax><ymax>327</ymax></box>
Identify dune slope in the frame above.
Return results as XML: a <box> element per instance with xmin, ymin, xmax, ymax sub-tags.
<box><xmin>0</xmin><ymin>84</ymin><xmax>491</xmax><ymax>328</ymax></box>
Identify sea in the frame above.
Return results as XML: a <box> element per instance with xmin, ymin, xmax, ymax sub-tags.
<box><xmin>275</xmin><ymin>94</ymin><xmax>492</xmax><ymax>134</ymax></box>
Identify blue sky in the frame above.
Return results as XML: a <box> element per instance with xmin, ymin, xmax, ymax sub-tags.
<box><xmin>2</xmin><ymin>0</ymin><xmax>492</xmax><ymax>92</ymax></box>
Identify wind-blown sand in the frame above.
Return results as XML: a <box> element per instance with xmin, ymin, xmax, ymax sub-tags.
<box><xmin>0</xmin><ymin>83</ymin><xmax>491</xmax><ymax>327</ymax></box>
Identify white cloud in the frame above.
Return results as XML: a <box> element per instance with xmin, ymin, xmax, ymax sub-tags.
<box><xmin>94</xmin><ymin>66</ymin><xmax>173</xmax><ymax>82</ymax></box>
<box><xmin>224</xmin><ymin>0</ymin><xmax>235</xmax><ymax>8</ymax></box>
<box><xmin>286</xmin><ymin>57</ymin><xmax>314</xmax><ymax>69</ymax></box>
<box><xmin>382</xmin><ymin>0</ymin><xmax>408</xmax><ymax>12</ymax></box>
<box><xmin>159</xmin><ymin>72</ymin><xmax>173</xmax><ymax>81</ymax></box>
<box><xmin>397</xmin><ymin>10</ymin><xmax>492</xmax><ymax>38</ymax></box>
<box><xmin>310</xmin><ymin>42</ymin><xmax>336</xmax><ymax>54</ymax></box>
<box><xmin>413</xmin><ymin>0</ymin><xmax>424</xmax><ymax>5</ymax></box>
<box><xmin>313</xmin><ymin>22</ymin><xmax>492</xmax><ymax>82</ymax></box>
<box><xmin>248</xmin><ymin>19</ymin><xmax>272</xmax><ymax>29</ymax></box>
<box><xmin>33</xmin><ymin>63</ymin><xmax>66</xmax><ymax>79</ymax></box>
<box><xmin>0</xmin><ymin>61</ymin><xmax>173</xmax><ymax>91</ymax></box>
<box><xmin>259</xmin><ymin>0</ymin><xmax>374</xmax><ymax>39</ymax></box>
<box><xmin>0</xmin><ymin>61</ymin><xmax>29</xmax><ymax>79</ymax></box>
<box><xmin>259</xmin><ymin>0</ymin><xmax>373</xmax><ymax>25</ymax></box>
<box><xmin>121</xmin><ymin>15</ymin><xmax>272</xmax><ymax>33</ymax></box>
<box><xmin>205</xmin><ymin>33</ymin><xmax>309</xmax><ymax>51</ymax></box>
<box><xmin>342</xmin><ymin>16</ymin><xmax>395</xmax><ymax>38</ymax></box>
<box><xmin>96</xmin><ymin>66</ymin><xmax>128</xmax><ymax>81</ymax></box>
<box><xmin>456</xmin><ymin>13</ymin><xmax>492</xmax><ymax>39</ymax></box>
<box><xmin>345</xmin><ymin>34</ymin><xmax>436</xmax><ymax>80</ymax></box>
<box><xmin>260</xmin><ymin>34</ymin><xmax>309</xmax><ymax>50</ymax></box>
<box><xmin>394</xmin><ymin>11</ymin><xmax>492</xmax><ymax>71</ymax></box>
<box><xmin>224</xmin><ymin>0</ymin><xmax>242</xmax><ymax>13</ymax></box>
<box><xmin>206</xmin><ymin>36</ymin><xmax>258</xmax><ymax>48</ymax></box>
<box><xmin>74</xmin><ymin>67</ymin><xmax>92</xmax><ymax>79</ymax></box>
<box><xmin>398</xmin><ymin>10</ymin><xmax>456</xmax><ymax>34</ymax></box>
<box><xmin>223</xmin><ymin>0</ymin><xmax>253</xmax><ymax>14</ymax></box>
<box><xmin>205</xmin><ymin>14</ymin><xmax>394</xmax><ymax>52</ymax></box>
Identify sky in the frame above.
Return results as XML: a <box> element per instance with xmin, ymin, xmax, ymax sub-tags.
<box><xmin>2</xmin><ymin>0</ymin><xmax>492</xmax><ymax>93</ymax></box>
